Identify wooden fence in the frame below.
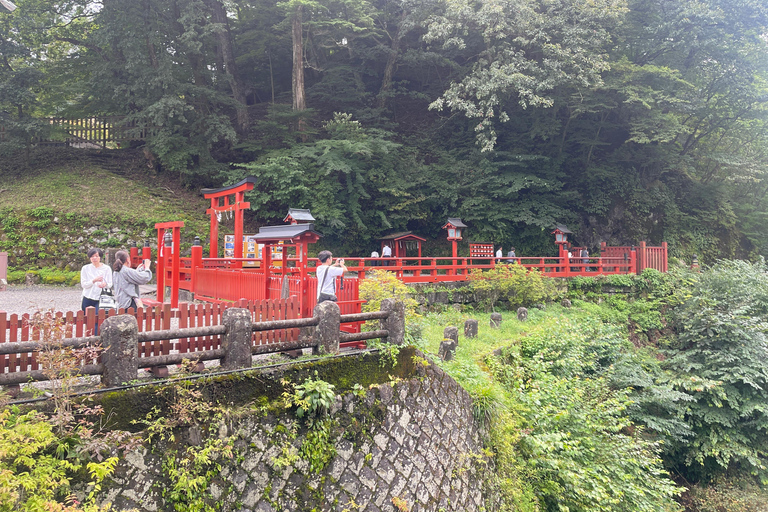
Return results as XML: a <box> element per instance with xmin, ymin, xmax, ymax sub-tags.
<box><xmin>0</xmin><ymin>299</ymin><xmax>404</xmax><ymax>387</ymax></box>
<box><xmin>0</xmin><ymin>116</ymin><xmax>155</xmax><ymax>147</ymax></box>
<box><xmin>0</xmin><ymin>297</ymin><xmax>300</xmax><ymax>377</ymax></box>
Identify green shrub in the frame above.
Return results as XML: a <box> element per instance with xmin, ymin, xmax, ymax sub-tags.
<box><xmin>683</xmin><ymin>475</ymin><xmax>768</xmax><ymax>512</ymax></box>
<box><xmin>359</xmin><ymin>269</ymin><xmax>420</xmax><ymax>328</ymax></box>
<box><xmin>468</xmin><ymin>264</ymin><xmax>559</xmax><ymax>310</ymax></box>
<box><xmin>666</xmin><ymin>259</ymin><xmax>768</xmax><ymax>481</ymax></box>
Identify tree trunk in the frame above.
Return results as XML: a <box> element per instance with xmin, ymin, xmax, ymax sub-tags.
<box><xmin>377</xmin><ymin>12</ymin><xmax>405</xmax><ymax>110</ymax></box>
<box><xmin>292</xmin><ymin>5</ymin><xmax>306</xmax><ymax>112</ymax></box>
<box><xmin>206</xmin><ymin>0</ymin><xmax>249</xmax><ymax>134</ymax></box>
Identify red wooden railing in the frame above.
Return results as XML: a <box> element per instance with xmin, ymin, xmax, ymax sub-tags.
<box><xmin>0</xmin><ymin>298</ymin><xmax>300</xmax><ymax>375</ymax></box>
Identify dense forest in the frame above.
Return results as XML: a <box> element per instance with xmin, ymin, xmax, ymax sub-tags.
<box><xmin>2</xmin><ymin>0</ymin><xmax>768</xmax><ymax>260</ymax></box>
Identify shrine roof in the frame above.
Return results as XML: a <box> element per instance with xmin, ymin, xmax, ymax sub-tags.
<box><xmin>249</xmin><ymin>223</ymin><xmax>322</xmax><ymax>243</ymax></box>
<box><xmin>379</xmin><ymin>231</ymin><xmax>427</xmax><ymax>242</ymax></box>
<box><xmin>284</xmin><ymin>208</ymin><xmax>315</xmax><ymax>222</ymax></box>
<box><xmin>445</xmin><ymin>218</ymin><xmax>467</xmax><ymax>228</ymax></box>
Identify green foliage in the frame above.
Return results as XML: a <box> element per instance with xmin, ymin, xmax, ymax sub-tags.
<box><xmin>359</xmin><ymin>269</ymin><xmax>420</xmax><ymax>330</ymax></box>
<box><xmin>665</xmin><ymin>259</ymin><xmax>768</xmax><ymax>481</ymax></box>
<box><xmin>299</xmin><ymin>418</ymin><xmax>336</xmax><ymax>474</ymax></box>
<box><xmin>468</xmin><ymin>264</ymin><xmax>559</xmax><ymax>310</ymax></box>
<box><xmin>288</xmin><ymin>376</ymin><xmax>337</xmax><ymax>420</ymax></box>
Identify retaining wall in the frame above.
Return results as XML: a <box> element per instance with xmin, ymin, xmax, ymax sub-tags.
<box><xmin>91</xmin><ymin>349</ymin><xmax>495</xmax><ymax>511</ymax></box>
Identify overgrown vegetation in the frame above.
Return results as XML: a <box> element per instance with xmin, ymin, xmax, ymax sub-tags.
<box><xmin>416</xmin><ymin>262</ymin><xmax>768</xmax><ymax>510</ymax></box>
<box><xmin>0</xmin><ymin>311</ymin><xmax>135</xmax><ymax>512</ymax></box>
<box><xmin>0</xmin><ymin>153</ymin><xmax>209</xmax><ymax>271</ymax></box>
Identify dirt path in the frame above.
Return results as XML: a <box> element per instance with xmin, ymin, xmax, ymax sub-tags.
<box><xmin>0</xmin><ymin>284</ymin><xmax>156</xmax><ymax>316</ymax></box>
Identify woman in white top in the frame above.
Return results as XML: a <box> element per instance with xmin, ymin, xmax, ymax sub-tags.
<box><xmin>80</xmin><ymin>248</ymin><xmax>112</xmax><ymax>313</ymax></box>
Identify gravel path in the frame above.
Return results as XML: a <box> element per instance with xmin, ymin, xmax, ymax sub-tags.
<box><xmin>0</xmin><ymin>284</ymin><xmax>156</xmax><ymax>316</ymax></box>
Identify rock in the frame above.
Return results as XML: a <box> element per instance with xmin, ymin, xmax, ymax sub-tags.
<box><xmin>464</xmin><ymin>319</ymin><xmax>478</xmax><ymax>338</ymax></box>
<box><xmin>438</xmin><ymin>339</ymin><xmax>456</xmax><ymax>361</ymax></box>
<box><xmin>561</xmin><ymin>298</ymin><xmax>572</xmax><ymax>308</ymax></box>
<box><xmin>443</xmin><ymin>326</ymin><xmax>459</xmax><ymax>346</ymax></box>
<box><xmin>517</xmin><ymin>307</ymin><xmax>528</xmax><ymax>322</ymax></box>
<box><xmin>490</xmin><ymin>312</ymin><xmax>502</xmax><ymax>328</ymax></box>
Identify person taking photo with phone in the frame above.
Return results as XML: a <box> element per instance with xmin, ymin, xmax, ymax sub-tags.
<box><xmin>112</xmin><ymin>250</ymin><xmax>152</xmax><ymax>310</ymax></box>
<box><xmin>316</xmin><ymin>250</ymin><xmax>347</xmax><ymax>304</ymax></box>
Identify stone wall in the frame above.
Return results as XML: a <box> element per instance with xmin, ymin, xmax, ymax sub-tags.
<box><xmin>96</xmin><ymin>351</ymin><xmax>494</xmax><ymax>512</ymax></box>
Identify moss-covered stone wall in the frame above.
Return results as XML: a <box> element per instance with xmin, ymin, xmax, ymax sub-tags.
<box><xmin>86</xmin><ymin>348</ymin><xmax>495</xmax><ymax>511</ymax></box>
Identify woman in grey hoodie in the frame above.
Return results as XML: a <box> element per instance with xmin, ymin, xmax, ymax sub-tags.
<box><xmin>112</xmin><ymin>250</ymin><xmax>152</xmax><ymax>310</ymax></box>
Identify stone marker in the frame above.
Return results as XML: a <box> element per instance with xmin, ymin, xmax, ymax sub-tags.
<box><xmin>438</xmin><ymin>339</ymin><xmax>456</xmax><ymax>361</ymax></box>
<box><xmin>464</xmin><ymin>319</ymin><xmax>478</xmax><ymax>338</ymax></box>
<box><xmin>220</xmin><ymin>308</ymin><xmax>253</xmax><ymax>370</ymax></box>
<box><xmin>517</xmin><ymin>307</ymin><xmax>528</xmax><ymax>322</ymax></box>
<box><xmin>490</xmin><ymin>312</ymin><xmax>502</xmax><ymax>328</ymax></box>
<box><xmin>313</xmin><ymin>301</ymin><xmax>341</xmax><ymax>354</ymax></box>
<box><xmin>561</xmin><ymin>298</ymin><xmax>572</xmax><ymax>308</ymax></box>
<box><xmin>101</xmin><ymin>314</ymin><xmax>139</xmax><ymax>386</ymax></box>
<box><xmin>443</xmin><ymin>325</ymin><xmax>459</xmax><ymax>346</ymax></box>
<box><xmin>380</xmin><ymin>298</ymin><xmax>406</xmax><ymax>345</ymax></box>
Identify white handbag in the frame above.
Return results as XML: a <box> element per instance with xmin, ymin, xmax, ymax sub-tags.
<box><xmin>99</xmin><ymin>287</ymin><xmax>117</xmax><ymax>310</ymax></box>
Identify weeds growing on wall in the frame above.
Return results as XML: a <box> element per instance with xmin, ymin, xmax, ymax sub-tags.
<box><xmin>1</xmin><ymin>310</ymin><xmax>135</xmax><ymax>511</ymax></box>
<box><xmin>135</xmin><ymin>361</ymin><xmax>235</xmax><ymax>512</ymax></box>
<box><xmin>282</xmin><ymin>374</ymin><xmax>338</xmax><ymax>473</ymax></box>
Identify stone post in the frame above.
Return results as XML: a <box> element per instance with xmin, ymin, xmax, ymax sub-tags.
<box><xmin>490</xmin><ymin>312</ymin><xmax>502</xmax><ymax>328</ymax></box>
<box><xmin>220</xmin><ymin>308</ymin><xmax>253</xmax><ymax>370</ymax></box>
<box><xmin>443</xmin><ymin>326</ymin><xmax>459</xmax><ymax>346</ymax></box>
<box><xmin>380</xmin><ymin>299</ymin><xmax>405</xmax><ymax>345</ymax></box>
<box><xmin>101</xmin><ymin>314</ymin><xmax>139</xmax><ymax>386</ymax></box>
<box><xmin>313</xmin><ymin>301</ymin><xmax>341</xmax><ymax>354</ymax></box>
<box><xmin>438</xmin><ymin>339</ymin><xmax>457</xmax><ymax>361</ymax></box>
<box><xmin>464</xmin><ymin>319</ymin><xmax>478</xmax><ymax>338</ymax></box>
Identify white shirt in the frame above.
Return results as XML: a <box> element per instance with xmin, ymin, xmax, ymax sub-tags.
<box><xmin>496</xmin><ymin>248</ymin><xmax>503</xmax><ymax>258</ymax></box>
<box><xmin>382</xmin><ymin>245</ymin><xmax>392</xmax><ymax>257</ymax></box>
<box><xmin>80</xmin><ymin>263</ymin><xmax>113</xmax><ymax>300</ymax></box>
<box><xmin>316</xmin><ymin>265</ymin><xmax>344</xmax><ymax>298</ymax></box>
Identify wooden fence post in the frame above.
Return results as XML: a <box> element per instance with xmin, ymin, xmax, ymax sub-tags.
<box><xmin>101</xmin><ymin>314</ymin><xmax>139</xmax><ymax>386</ymax></box>
<box><xmin>313</xmin><ymin>301</ymin><xmax>340</xmax><ymax>354</ymax></box>
<box><xmin>380</xmin><ymin>298</ymin><xmax>405</xmax><ymax>345</ymax></box>
<box><xmin>220</xmin><ymin>308</ymin><xmax>252</xmax><ymax>370</ymax></box>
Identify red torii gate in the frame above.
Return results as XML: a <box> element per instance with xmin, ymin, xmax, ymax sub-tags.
<box><xmin>201</xmin><ymin>177</ymin><xmax>257</xmax><ymax>260</ymax></box>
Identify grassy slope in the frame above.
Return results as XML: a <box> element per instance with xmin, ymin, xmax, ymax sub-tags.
<box><xmin>0</xmin><ymin>147</ymin><xmax>209</xmax><ymax>232</ymax></box>
<box><xmin>0</xmin><ymin>147</ymin><xmax>210</xmax><ymax>270</ymax></box>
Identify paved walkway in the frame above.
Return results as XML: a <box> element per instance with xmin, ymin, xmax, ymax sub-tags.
<box><xmin>0</xmin><ymin>284</ymin><xmax>156</xmax><ymax>316</ymax></box>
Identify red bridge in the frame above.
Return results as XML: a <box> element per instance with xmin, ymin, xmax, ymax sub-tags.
<box><xmin>150</xmin><ymin>178</ymin><xmax>668</xmax><ymax>320</ymax></box>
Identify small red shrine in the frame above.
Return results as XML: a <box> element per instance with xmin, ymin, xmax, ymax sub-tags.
<box><xmin>380</xmin><ymin>232</ymin><xmax>426</xmax><ymax>258</ymax></box>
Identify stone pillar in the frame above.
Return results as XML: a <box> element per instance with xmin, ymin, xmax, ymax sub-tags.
<box><xmin>517</xmin><ymin>307</ymin><xmax>528</xmax><ymax>322</ymax></box>
<box><xmin>438</xmin><ymin>339</ymin><xmax>457</xmax><ymax>361</ymax></box>
<box><xmin>101</xmin><ymin>314</ymin><xmax>139</xmax><ymax>387</ymax></box>
<box><xmin>313</xmin><ymin>301</ymin><xmax>341</xmax><ymax>354</ymax></box>
<box><xmin>464</xmin><ymin>319</ymin><xmax>478</xmax><ymax>338</ymax></box>
<box><xmin>490</xmin><ymin>312</ymin><xmax>502</xmax><ymax>328</ymax></box>
<box><xmin>443</xmin><ymin>326</ymin><xmax>459</xmax><ymax>346</ymax></box>
<box><xmin>220</xmin><ymin>308</ymin><xmax>253</xmax><ymax>370</ymax></box>
<box><xmin>380</xmin><ymin>299</ymin><xmax>405</xmax><ymax>346</ymax></box>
